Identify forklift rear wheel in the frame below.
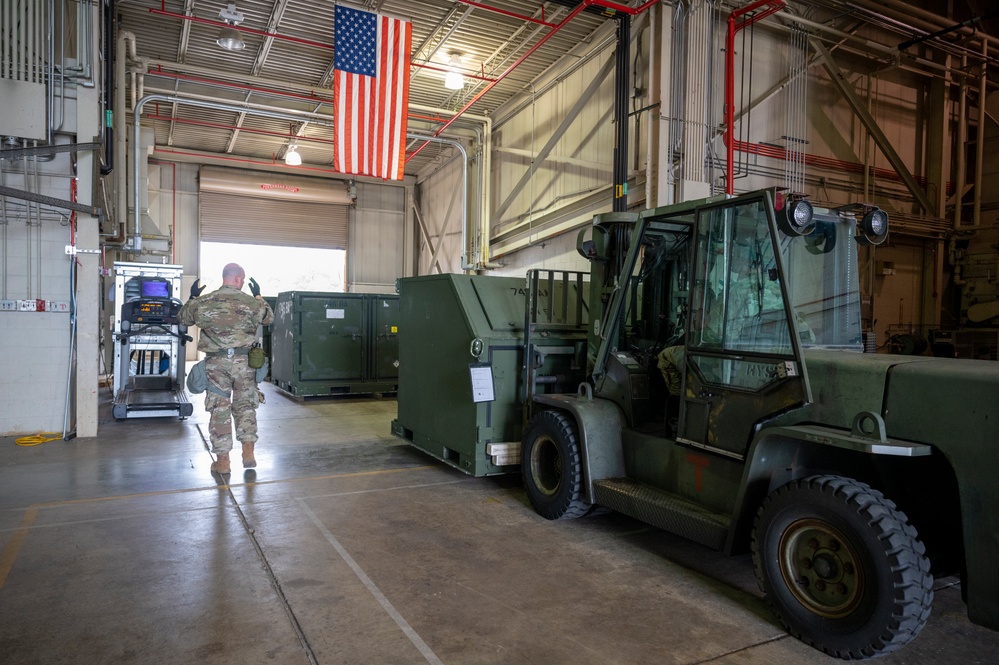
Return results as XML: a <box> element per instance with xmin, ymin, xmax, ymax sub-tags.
<box><xmin>752</xmin><ymin>474</ymin><xmax>933</xmax><ymax>659</ymax></box>
<box><xmin>521</xmin><ymin>410</ymin><xmax>590</xmax><ymax>520</ymax></box>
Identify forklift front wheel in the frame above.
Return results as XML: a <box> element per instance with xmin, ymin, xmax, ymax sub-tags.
<box><xmin>521</xmin><ymin>410</ymin><xmax>590</xmax><ymax>520</ymax></box>
<box><xmin>751</xmin><ymin>475</ymin><xmax>933</xmax><ymax>659</ymax></box>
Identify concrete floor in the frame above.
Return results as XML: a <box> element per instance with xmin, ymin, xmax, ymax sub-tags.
<box><xmin>1</xmin><ymin>381</ymin><xmax>997</xmax><ymax>665</ymax></box>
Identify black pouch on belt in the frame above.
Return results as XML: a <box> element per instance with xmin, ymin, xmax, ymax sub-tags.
<box><xmin>248</xmin><ymin>343</ymin><xmax>266</xmax><ymax>369</ymax></box>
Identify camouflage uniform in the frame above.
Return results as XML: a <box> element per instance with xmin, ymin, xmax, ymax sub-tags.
<box><xmin>657</xmin><ymin>345</ymin><xmax>685</xmax><ymax>395</ymax></box>
<box><xmin>178</xmin><ymin>286</ymin><xmax>274</xmax><ymax>454</ymax></box>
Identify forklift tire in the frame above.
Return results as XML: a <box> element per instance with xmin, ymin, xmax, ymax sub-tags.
<box><xmin>751</xmin><ymin>475</ymin><xmax>933</xmax><ymax>659</ymax></box>
<box><xmin>521</xmin><ymin>409</ymin><xmax>590</xmax><ymax>520</ymax></box>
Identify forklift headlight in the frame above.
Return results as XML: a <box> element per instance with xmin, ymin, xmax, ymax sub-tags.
<box><xmin>857</xmin><ymin>207</ymin><xmax>889</xmax><ymax>245</ymax></box>
<box><xmin>776</xmin><ymin>197</ymin><xmax>815</xmax><ymax>237</ymax></box>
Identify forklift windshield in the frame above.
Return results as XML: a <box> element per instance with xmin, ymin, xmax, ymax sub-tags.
<box><xmin>782</xmin><ymin>211</ymin><xmax>864</xmax><ymax>351</ymax></box>
<box><xmin>689</xmin><ymin>198</ymin><xmax>794</xmax><ymax>356</ymax></box>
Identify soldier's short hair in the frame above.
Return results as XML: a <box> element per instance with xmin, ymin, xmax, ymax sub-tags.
<box><xmin>222</xmin><ymin>263</ymin><xmax>245</xmax><ymax>280</ymax></box>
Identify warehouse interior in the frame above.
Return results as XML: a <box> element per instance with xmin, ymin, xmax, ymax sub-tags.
<box><xmin>3</xmin><ymin>0</ymin><xmax>999</xmax><ymax>663</ymax></box>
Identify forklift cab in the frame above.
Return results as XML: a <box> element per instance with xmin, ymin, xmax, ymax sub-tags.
<box><xmin>590</xmin><ymin>190</ymin><xmax>821</xmax><ymax>459</ymax></box>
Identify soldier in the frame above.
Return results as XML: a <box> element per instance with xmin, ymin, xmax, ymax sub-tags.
<box><xmin>179</xmin><ymin>263</ymin><xmax>274</xmax><ymax>475</ymax></box>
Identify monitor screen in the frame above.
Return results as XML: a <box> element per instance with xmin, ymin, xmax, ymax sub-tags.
<box><xmin>141</xmin><ymin>279</ymin><xmax>170</xmax><ymax>299</ymax></box>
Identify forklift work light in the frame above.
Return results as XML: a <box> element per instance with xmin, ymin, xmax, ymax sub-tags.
<box><xmin>857</xmin><ymin>206</ymin><xmax>889</xmax><ymax>245</ymax></box>
<box><xmin>775</xmin><ymin>195</ymin><xmax>815</xmax><ymax>237</ymax></box>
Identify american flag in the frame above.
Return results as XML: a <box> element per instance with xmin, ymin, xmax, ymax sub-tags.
<box><xmin>333</xmin><ymin>5</ymin><xmax>411</xmax><ymax>181</ymax></box>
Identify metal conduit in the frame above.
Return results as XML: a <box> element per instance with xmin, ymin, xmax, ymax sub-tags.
<box><xmin>725</xmin><ymin>0</ymin><xmax>786</xmax><ymax>195</ymax></box>
<box><xmin>858</xmin><ymin>0</ymin><xmax>999</xmax><ymax>54</ymax></box>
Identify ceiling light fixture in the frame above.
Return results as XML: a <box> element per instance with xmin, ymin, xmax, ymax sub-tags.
<box><xmin>284</xmin><ymin>144</ymin><xmax>302</xmax><ymax>166</ymax></box>
<box><xmin>444</xmin><ymin>52</ymin><xmax>465</xmax><ymax>90</ymax></box>
<box><xmin>216</xmin><ymin>3</ymin><xmax>246</xmax><ymax>51</ymax></box>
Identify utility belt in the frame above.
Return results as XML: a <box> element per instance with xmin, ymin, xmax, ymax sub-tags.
<box><xmin>205</xmin><ymin>348</ymin><xmax>250</xmax><ymax>358</ymax></box>
<box><xmin>206</xmin><ymin>344</ymin><xmax>266</xmax><ymax>370</ymax></box>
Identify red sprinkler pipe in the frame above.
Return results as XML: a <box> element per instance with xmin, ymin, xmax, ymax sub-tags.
<box><xmin>725</xmin><ymin>0</ymin><xmax>785</xmax><ymax>194</ymax></box>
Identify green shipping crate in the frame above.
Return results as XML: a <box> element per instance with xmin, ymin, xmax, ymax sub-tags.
<box><xmin>392</xmin><ymin>273</ymin><xmax>588</xmax><ymax>476</ymax></box>
<box><xmin>271</xmin><ymin>291</ymin><xmax>399</xmax><ymax>397</ymax></box>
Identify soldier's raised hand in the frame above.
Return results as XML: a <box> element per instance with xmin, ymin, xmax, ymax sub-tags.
<box><xmin>190</xmin><ymin>278</ymin><xmax>206</xmax><ymax>299</ymax></box>
<box><xmin>248</xmin><ymin>277</ymin><xmax>261</xmax><ymax>297</ymax></box>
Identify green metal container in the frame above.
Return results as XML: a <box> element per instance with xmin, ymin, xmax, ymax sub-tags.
<box><xmin>392</xmin><ymin>273</ymin><xmax>588</xmax><ymax>476</ymax></box>
<box><xmin>261</xmin><ymin>295</ymin><xmax>277</xmax><ymax>380</ymax></box>
<box><xmin>271</xmin><ymin>291</ymin><xmax>399</xmax><ymax>397</ymax></box>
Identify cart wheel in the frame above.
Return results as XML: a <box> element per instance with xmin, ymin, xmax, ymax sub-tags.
<box><xmin>521</xmin><ymin>410</ymin><xmax>590</xmax><ymax>520</ymax></box>
<box><xmin>752</xmin><ymin>475</ymin><xmax>933</xmax><ymax>659</ymax></box>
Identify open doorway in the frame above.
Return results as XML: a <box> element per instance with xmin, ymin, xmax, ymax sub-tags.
<box><xmin>199</xmin><ymin>242</ymin><xmax>346</xmax><ymax>296</ymax></box>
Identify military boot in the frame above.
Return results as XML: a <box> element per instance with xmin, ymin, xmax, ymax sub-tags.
<box><xmin>241</xmin><ymin>441</ymin><xmax>256</xmax><ymax>468</ymax></box>
<box><xmin>211</xmin><ymin>453</ymin><xmax>231</xmax><ymax>474</ymax></box>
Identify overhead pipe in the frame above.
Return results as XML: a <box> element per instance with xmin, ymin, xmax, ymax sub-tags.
<box><xmin>131</xmin><ymin>94</ymin><xmax>333</xmax><ymax>253</ymax></box>
<box><xmin>867</xmin><ymin>0</ymin><xmax>999</xmax><ymax>54</ymax></box>
<box><xmin>132</xmin><ymin>95</ymin><xmax>469</xmax><ymax>265</ymax></box>
<box><xmin>724</xmin><ymin>0</ymin><xmax>786</xmax><ymax>195</ymax></box>
<box><xmin>101</xmin><ymin>0</ymin><xmax>115</xmax><ymax>174</ymax></box>
<box><xmin>734</xmin><ymin>139</ymin><xmax>936</xmax><ymax>189</ymax></box>
<box><xmin>146</xmin><ymin>68</ymin><xmax>499</xmax><ymax>113</ymax></box>
<box><xmin>407</xmin><ymin>0</ymin><xmax>660</xmax><ymax>163</ymax></box>
<box><xmin>140</xmin><ymin>112</ymin><xmax>337</xmax><ymax>145</ymax></box>
<box><xmin>410</xmin><ymin>103</ymin><xmax>492</xmax><ymax>268</ymax></box>
<box><xmin>897</xmin><ymin>9</ymin><xmax>999</xmax><ymax>51</ymax></box>
<box><xmin>778</xmin><ymin>12</ymin><xmax>972</xmax><ymax>82</ymax></box>
<box><xmin>115</xmin><ymin>30</ymin><xmax>138</xmax><ymax>249</ymax></box>
<box><xmin>974</xmin><ymin>40</ymin><xmax>987</xmax><ymax>228</ymax></box>
<box><xmin>147</xmin><ymin>67</ymin><xmax>334</xmax><ymax>103</ymax></box>
<box><xmin>954</xmin><ymin>54</ymin><xmax>968</xmax><ymax>231</ymax></box>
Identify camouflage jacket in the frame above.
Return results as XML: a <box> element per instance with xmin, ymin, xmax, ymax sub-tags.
<box><xmin>178</xmin><ymin>285</ymin><xmax>274</xmax><ymax>353</ymax></box>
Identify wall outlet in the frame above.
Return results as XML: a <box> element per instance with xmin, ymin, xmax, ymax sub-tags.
<box><xmin>0</xmin><ymin>300</ymin><xmax>16</xmax><ymax>311</ymax></box>
<box><xmin>46</xmin><ymin>301</ymin><xmax>71</xmax><ymax>312</ymax></box>
<box><xmin>17</xmin><ymin>299</ymin><xmax>37</xmax><ymax>311</ymax></box>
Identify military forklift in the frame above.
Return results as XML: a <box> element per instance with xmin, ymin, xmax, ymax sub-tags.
<box><xmin>518</xmin><ymin>188</ymin><xmax>998</xmax><ymax>659</ymax></box>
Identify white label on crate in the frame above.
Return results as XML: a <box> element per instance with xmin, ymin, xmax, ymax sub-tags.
<box><xmin>469</xmin><ymin>364</ymin><xmax>495</xmax><ymax>403</ymax></box>
<box><xmin>326</xmin><ymin>308</ymin><xmax>345</xmax><ymax>319</ymax></box>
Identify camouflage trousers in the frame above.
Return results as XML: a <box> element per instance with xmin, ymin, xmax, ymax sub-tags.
<box><xmin>204</xmin><ymin>355</ymin><xmax>260</xmax><ymax>454</ymax></box>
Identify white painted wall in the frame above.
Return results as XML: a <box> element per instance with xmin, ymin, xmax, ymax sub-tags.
<box><xmin>0</xmin><ymin>3</ymin><xmax>102</xmax><ymax>436</ymax></box>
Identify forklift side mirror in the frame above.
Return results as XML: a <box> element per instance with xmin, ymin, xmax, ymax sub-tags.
<box><xmin>576</xmin><ymin>226</ymin><xmax>610</xmax><ymax>262</ymax></box>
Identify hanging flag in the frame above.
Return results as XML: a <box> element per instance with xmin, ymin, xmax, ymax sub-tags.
<box><xmin>333</xmin><ymin>4</ymin><xmax>411</xmax><ymax>181</ymax></box>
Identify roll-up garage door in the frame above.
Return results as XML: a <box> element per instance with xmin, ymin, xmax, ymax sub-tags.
<box><xmin>199</xmin><ymin>166</ymin><xmax>352</xmax><ymax>249</ymax></box>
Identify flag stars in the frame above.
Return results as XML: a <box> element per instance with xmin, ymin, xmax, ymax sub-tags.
<box><xmin>334</xmin><ymin>5</ymin><xmax>377</xmax><ymax>76</ymax></box>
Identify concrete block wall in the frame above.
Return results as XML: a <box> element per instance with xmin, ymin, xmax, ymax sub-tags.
<box><xmin>0</xmin><ymin>3</ymin><xmax>102</xmax><ymax>437</ymax></box>
<box><xmin>0</xmin><ymin>310</ymin><xmax>73</xmax><ymax>434</ymax></box>
<box><xmin>0</xmin><ymin>158</ymin><xmax>80</xmax><ymax>434</ymax></box>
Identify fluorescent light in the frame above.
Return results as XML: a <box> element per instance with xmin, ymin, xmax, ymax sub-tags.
<box><xmin>444</xmin><ymin>52</ymin><xmax>464</xmax><ymax>90</ymax></box>
<box><xmin>284</xmin><ymin>145</ymin><xmax>301</xmax><ymax>166</ymax></box>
